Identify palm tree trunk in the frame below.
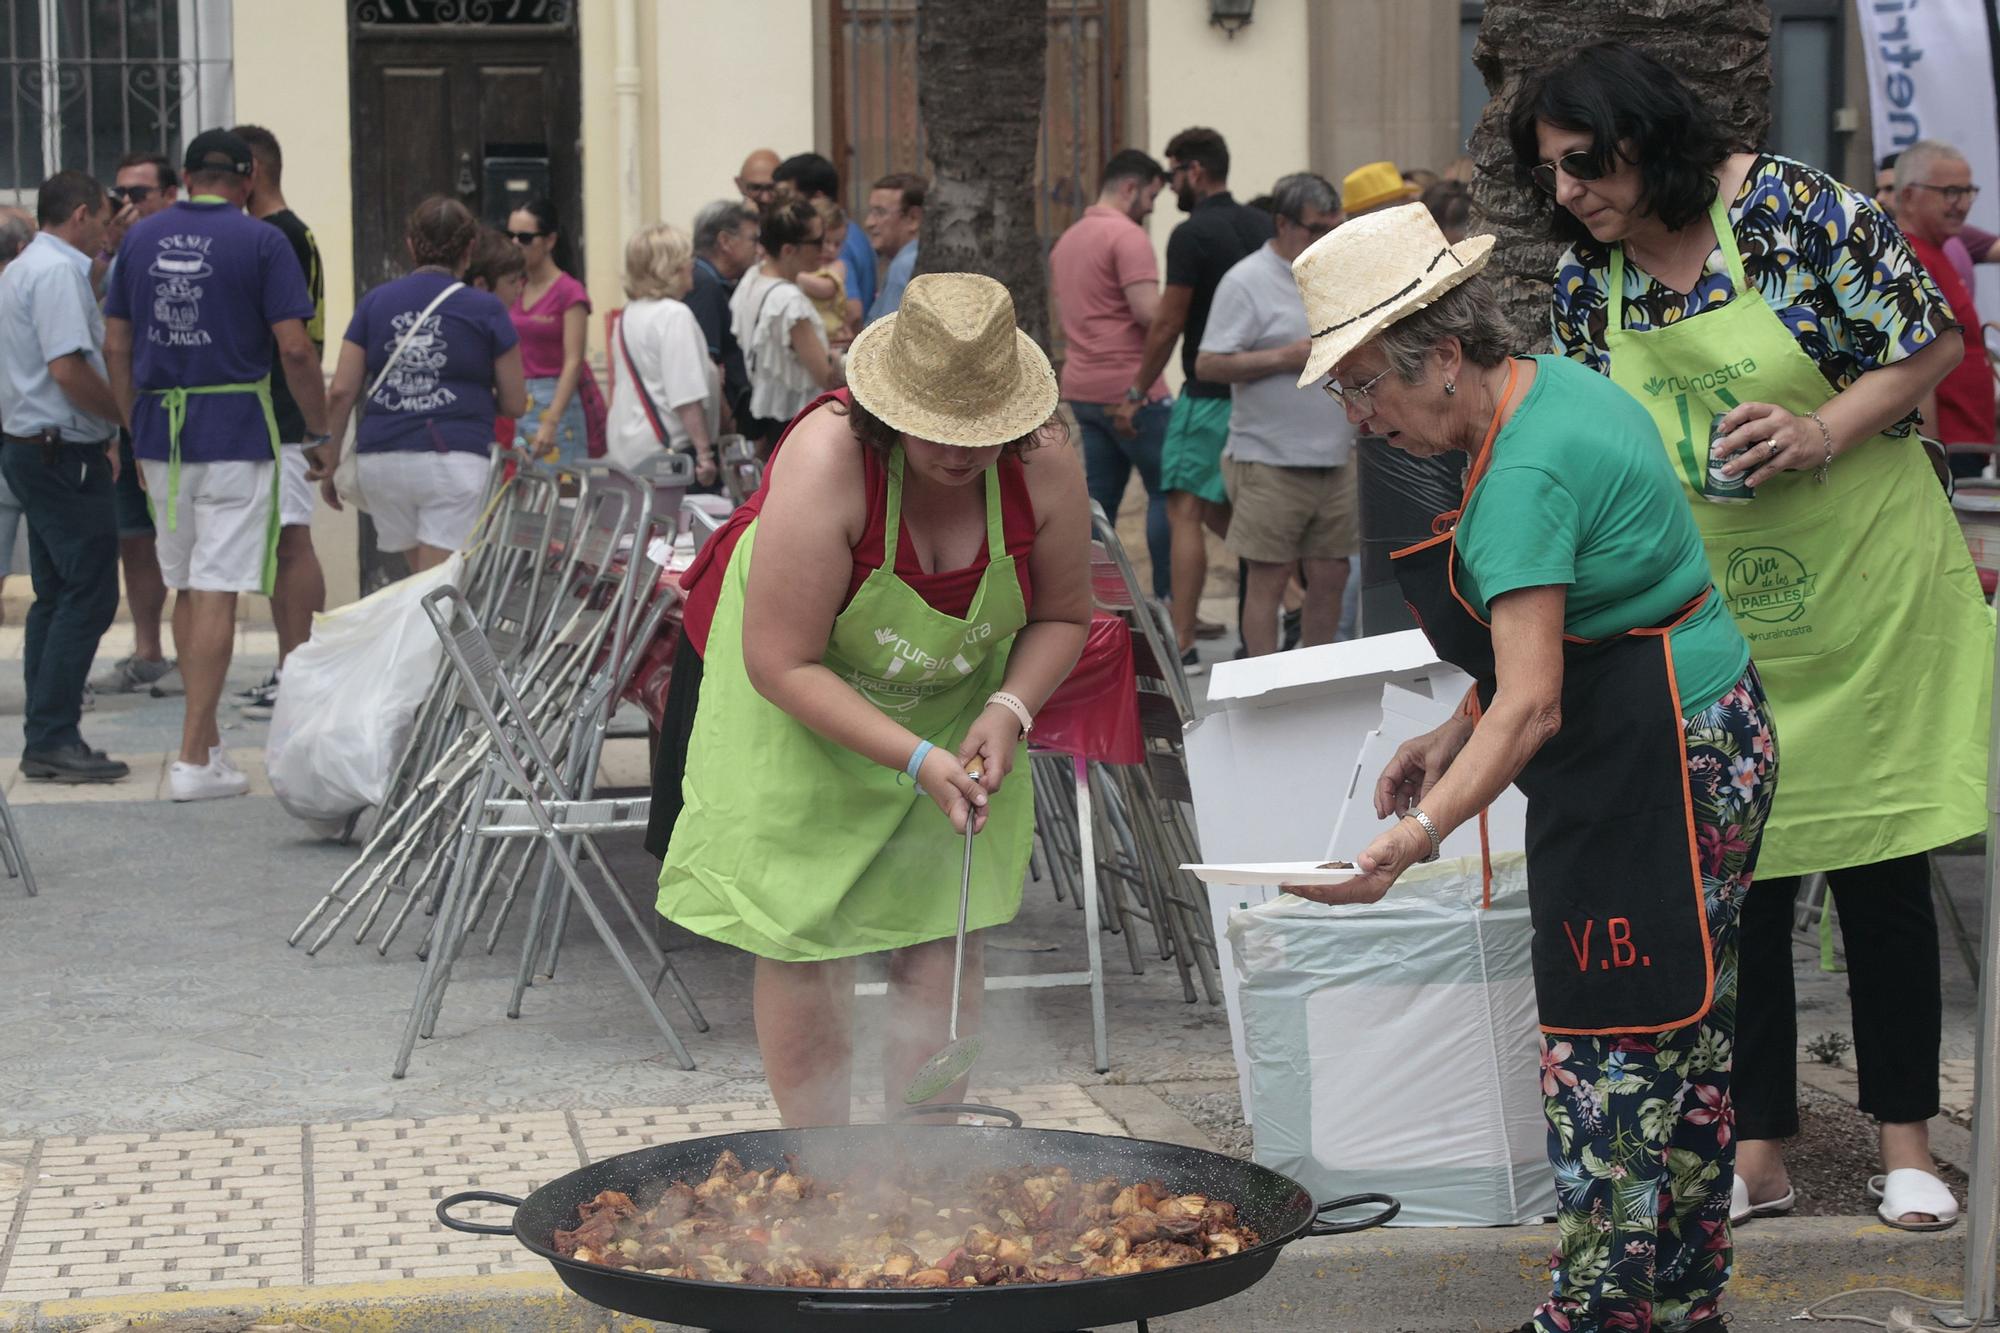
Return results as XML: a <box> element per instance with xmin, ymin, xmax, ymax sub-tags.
<box><xmin>914</xmin><ymin>0</ymin><xmax>1051</xmax><ymax>349</ymax></box>
<box><xmin>1466</xmin><ymin>0</ymin><xmax>1774</xmax><ymax>350</ymax></box>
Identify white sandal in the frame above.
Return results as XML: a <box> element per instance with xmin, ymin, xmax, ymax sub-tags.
<box><xmin>1729</xmin><ymin>1174</ymin><xmax>1796</xmax><ymax>1225</ymax></box>
<box><xmin>1870</xmin><ymin>1168</ymin><xmax>1960</xmax><ymax>1231</ymax></box>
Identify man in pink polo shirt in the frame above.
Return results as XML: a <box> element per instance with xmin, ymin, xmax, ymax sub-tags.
<box><xmin>1050</xmin><ymin>149</ymin><xmax>1171</xmax><ymax>598</ymax></box>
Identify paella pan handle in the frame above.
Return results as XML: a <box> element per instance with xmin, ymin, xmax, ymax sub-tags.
<box><xmin>797</xmin><ymin>1298</ymin><xmax>956</xmax><ymax>1313</ymax></box>
<box><xmin>1308</xmin><ymin>1193</ymin><xmax>1401</xmax><ymax>1236</ymax></box>
<box><xmin>436</xmin><ymin>1190</ymin><xmax>524</xmax><ymax>1235</ymax></box>
<box><xmin>892</xmin><ymin>1102</ymin><xmax>1024</xmax><ymax>1128</ymax></box>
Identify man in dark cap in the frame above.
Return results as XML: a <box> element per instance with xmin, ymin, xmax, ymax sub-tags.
<box><xmin>103</xmin><ymin>129</ymin><xmax>330</xmax><ymax>802</ymax></box>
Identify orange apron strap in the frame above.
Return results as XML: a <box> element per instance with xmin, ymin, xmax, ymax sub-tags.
<box><xmin>1456</xmin><ymin>685</ymin><xmax>1496</xmax><ymax>910</ymax></box>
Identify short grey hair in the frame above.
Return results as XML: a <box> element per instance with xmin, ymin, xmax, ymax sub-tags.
<box><xmin>1895</xmin><ymin>139</ymin><xmax>1967</xmax><ymax>199</ymax></box>
<box><xmin>1272</xmin><ymin>171</ymin><xmax>1337</xmax><ymax>224</ymax></box>
<box><xmin>0</xmin><ymin>209</ymin><xmax>32</xmax><ymax>267</ymax></box>
<box><xmin>693</xmin><ymin>199</ymin><xmax>757</xmax><ymax>255</ymax></box>
<box><xmin>1371</xmin><ymin>275</ymin><xmax>1512</xmax><ymax>383</ymax></box>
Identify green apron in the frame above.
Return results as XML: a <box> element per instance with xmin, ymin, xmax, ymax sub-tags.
<box><xmin>658</xmin><ymin>449</ymin><xmax>1033</xmax><ymax>961</ymax></box>
<box><xmin>1602</xmin><ymin>191</ymin><xmax>1991</xmax><ymax>877</ymax></box>
<box><xmin>144</xmin><ymin>374</ymin><xmax>284</xmax><ymax>597</ymax></box>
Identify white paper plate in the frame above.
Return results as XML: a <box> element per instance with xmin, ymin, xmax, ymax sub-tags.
<box><xmin>1181</xmin><ymin>861</ymin><xmax>1361</xmax><ymax>887</ymax></box>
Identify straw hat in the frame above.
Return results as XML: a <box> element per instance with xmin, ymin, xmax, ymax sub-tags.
<box><xmin>1340</xmin><ymin>160</ymin><xmax>1419</xmax><ymax>216</ymax></box>
<box><xmin>845</xmin><ymin>273</ymin><xmax>1058</xmax><ymax>447</ymax></box>
<box><xmin>1291</xmin><ymin>201</ymin><xmax>1497</xmax><ymax>387</ymax></box>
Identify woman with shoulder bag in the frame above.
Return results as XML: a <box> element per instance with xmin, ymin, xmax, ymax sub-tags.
<box><xmin>608</xmin><ymin>222</ymin><xmax>720</xmax><ymax>490</ymax></box>
<box><xmin>321</xmin><ymin>196</ymin><xmax>528</xmax><ymax>571</ymax></box>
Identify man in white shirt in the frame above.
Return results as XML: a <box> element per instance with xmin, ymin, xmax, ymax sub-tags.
<box><xmin>1195</xmin><ymin>172</ymin><xmax>1355</xmax><ymax>657</ymax></box>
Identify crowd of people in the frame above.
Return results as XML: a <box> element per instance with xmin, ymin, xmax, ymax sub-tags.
<box><xmin>1</xmin><ymin>43</ymin><xmax>1995</xmax><ymax>1333</ymax></box>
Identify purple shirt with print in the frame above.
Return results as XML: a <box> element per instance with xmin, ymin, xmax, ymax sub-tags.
<box><xmin>346</xmin><ymin>271</ymin><xmax>519</xmax><ymax>455</ymax></box>
<box><xmin>105</xmin><ymin>199</ymin><xmax>313</xmax><ymax>464</ymax></box>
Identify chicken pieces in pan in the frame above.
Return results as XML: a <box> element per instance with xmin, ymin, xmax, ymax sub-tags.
<box><xmin>552</xmin><ymin>1149</ymin><xmax>1259</xmax><ymax>1287</ymax></box>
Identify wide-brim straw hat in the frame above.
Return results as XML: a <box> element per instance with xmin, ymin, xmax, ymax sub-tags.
<box><xmin>845</xmin><ymin>272</ymin><xmax>1058</xmax><ymax>447</ymax></box>
<box><xmin>1291</xmin><ymin>201</ymin><xmax>1497</xmax><ymax>387</ymax></box>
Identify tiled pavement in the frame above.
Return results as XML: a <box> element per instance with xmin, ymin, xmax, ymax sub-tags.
<box><xmin>0</xmin><ymin>1085</ymin><xmax>1126</xmax><ymax>1303</ymax></box>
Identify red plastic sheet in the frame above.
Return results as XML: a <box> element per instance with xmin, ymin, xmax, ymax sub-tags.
<box><xmin>1032</xmin><ymin>611</ymin><xmax>1144</xmax><ymax>765</ymax></box>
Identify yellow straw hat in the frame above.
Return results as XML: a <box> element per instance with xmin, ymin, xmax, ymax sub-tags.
<box><xmin>844</xmin><ymin>273</ymin><xmax>1059</xmax><ymax>448</ymax></box>
<box><xmin>1290</xmin><ymin>201</ymin><xmax>1497</xmax><ymax>387</ymax></box>
<box><xmin>1340</xmin><ymin>160</ymin><xmax>1420</xmax><ymax>215</ymax></box>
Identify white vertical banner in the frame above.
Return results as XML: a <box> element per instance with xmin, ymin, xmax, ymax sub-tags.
<box><xmin>1857</xmin><ymin>0</ymin><xmax>2000</xmax><ymax>331</ymax></box>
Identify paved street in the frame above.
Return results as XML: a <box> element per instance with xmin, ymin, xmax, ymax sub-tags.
<box><xmin>0</xmin><ymin>611</ymin><xmax>1985</xmax><ymax>1329</ymax></box>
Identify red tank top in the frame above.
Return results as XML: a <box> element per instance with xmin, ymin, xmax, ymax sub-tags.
<box><xmin>679</xmin><ymin>389</ymin><xmax>1038</xmax><ymax>655</ymax></box>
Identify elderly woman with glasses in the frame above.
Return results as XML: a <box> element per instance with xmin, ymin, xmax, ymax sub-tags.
<box><xmin>1288</xmin><ymin>202</ymin><xmax>1773</xmax><ymax>1333</ymax></box>
<box><xmin>1510</xmin><ymin>40</ymin><xmax>1989</xmax><ymax>1240</ymax></box>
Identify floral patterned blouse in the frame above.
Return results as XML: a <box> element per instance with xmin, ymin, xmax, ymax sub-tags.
<box><xmin>1550</xmin><ymin>153</ymin><xmax>1957</xmax><ymax>437</ymax></box>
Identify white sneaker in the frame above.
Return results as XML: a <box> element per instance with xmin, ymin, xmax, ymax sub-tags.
<box><xmin>210</xmin><ymin>746</ymin><xmax>242</xmax><ymax>775</ymax></box>
<box><xmin>169</xmin><ymin>757</ymin><xmax>249</xmax><ymax>802</ymax></box>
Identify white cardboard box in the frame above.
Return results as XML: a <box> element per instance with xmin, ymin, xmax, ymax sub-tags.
<box><xmin>1186</xmin><ymin>633</ymin><xmax>1525</xmax><ymax>1122</ymax></box>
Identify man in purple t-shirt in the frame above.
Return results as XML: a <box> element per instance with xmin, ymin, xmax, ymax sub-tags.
<box><xmin>103</xmin><ymin>129</ymin><xmax>330</xmax><ymax>803</ymax></box>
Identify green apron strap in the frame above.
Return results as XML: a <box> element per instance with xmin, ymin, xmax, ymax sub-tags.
<box><xmin>1707</xmin><ymin>187</ymin><xmax>1748</xmax><ymax>291</ymax></box>
<box><xmin>982</xmin><ymin>456</ymin><xmax>1004</xmax><ymax>559</ymax></box>
<box><xmin>1607</xmin><ymin>245</ymin><xmax>1626</xmax><ymax>334</ymax></box>
<box><xmin>143</xmin><ymin>376</ymin><xmax>283</xmax><ymax>595</ymax></box>
<box><xmin>882</xmin><ymin>447</ymin><xmax>903</xmax><ymax>570</ymax></box>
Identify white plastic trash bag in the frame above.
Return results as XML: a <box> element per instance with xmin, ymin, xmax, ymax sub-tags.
<box><xmin>1229</xmin><ymin>852</ymin><xmax>1555</xmax><ymax>1227</ymax></box>
<box><xmin>267</xmin><ymin>555</ymin><xmax>463</xmax><ymax>824</ymax></box>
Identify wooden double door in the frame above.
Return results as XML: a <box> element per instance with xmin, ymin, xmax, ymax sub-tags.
<box><xmin>348</xmin><ymin>28</ymin><xmax>583</xmax><ymax>296</ymax></box>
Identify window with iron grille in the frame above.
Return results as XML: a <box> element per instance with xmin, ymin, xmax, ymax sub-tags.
<box><xmin>0</xmin><ymin>0</ymin><xmax>233</xmax><ymax>199</ymax></box>
<box><xmin>351</xmin><ymin>0</ymin><xmax>572</xmax><ymax>28</ymax></box>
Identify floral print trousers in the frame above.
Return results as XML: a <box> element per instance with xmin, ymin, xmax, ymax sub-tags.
<box><xmin>1532</xmin><ymin>667</ymin><xmax>1778</xmax><ymax>1333</ymax></box>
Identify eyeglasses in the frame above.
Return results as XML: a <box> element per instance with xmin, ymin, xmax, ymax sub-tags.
<box><xmin>1285</xmin><ymin>216</ymin><xmax>1339</xmax><ymax>238</ymax></box>
<box><xmin>740</xmin><ymin>180</ymin><xmax>777</xmax><ymax>198</ymax></box>
<box><xmin>797</xmin><ymin>231</ymin><xmax>826</xmax><ymax>248</ymax></box>
<box><xmin>508</xmin><ymin>230</ymin><xmax>546</xmax><ymax>245</ymax></box>
<box><xmin>1530</xmin><ymin>149</ymin><xmax>1609</xmax><ymax>195</ymax></box>
<box><xmin>1910</xmin><ymin>183</ymin><xmax>1983</xmax><ymax>205</ymax></box>
<box><xmin>1323</xmin><ymin>365</ymin><xmax>1394</xmax><ymax>411</ymax></box>
<box><xmin>110</xmin><ymin>185</ymin><xmax>156</xmax><ymax>206</ymax></box>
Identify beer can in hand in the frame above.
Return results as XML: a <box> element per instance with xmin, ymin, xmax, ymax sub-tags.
<box><xmin>1703</xmin><ymin>411</ymin><xmax>1755</xmax><ymax>504</ymax></box>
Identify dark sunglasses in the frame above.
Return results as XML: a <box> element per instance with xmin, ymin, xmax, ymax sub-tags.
<box><xmin>110</xmin><ymin>184</ymin><xmax>156</xmax><ymax>205</ymax></box>
<box><xmin>1531</xmin><ymin>150</ymin><xmax>1610</xmax><ymax>195</ymax></box>
<box><xmin>508</xmin><ymin>230</ymin><xmax>547</xmax><ymax>244</ymax></box>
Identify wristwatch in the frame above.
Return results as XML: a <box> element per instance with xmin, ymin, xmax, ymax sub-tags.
<box><xmin>1124</xmin><ymin>386</ymin><xmax>1145</xmax><ymax>405</ymax></box>
<box><xmin>302</xmin><ymin>431</ymin><xmax>333</xmax><ymax>447</ymax></box>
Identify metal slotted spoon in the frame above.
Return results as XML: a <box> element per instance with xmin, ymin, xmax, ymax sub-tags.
<box><xmin>903</xmin><ymin>764</ymin><xmax>984</xmax><ymax>1105</ymax></box>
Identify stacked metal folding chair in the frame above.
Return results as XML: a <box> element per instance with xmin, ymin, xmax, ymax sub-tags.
<box><xmin>288</xmin><ymin>456</ymin><xmax>667</xmax><ymax>960</ymax></box>
<box><xmin>394</xmin><ymin>584</ymin><xmax>705</xmax><ymax>1077</ymax></box>
<box><xmin>0</xmin><ymin>785</ymin><xmax>36</xmax><ymax>897</ymax></box>
<box><xmin>1025</xmin><ymin>508</ymin><xmax>1221</xmax><ymax>1016</ymax></box>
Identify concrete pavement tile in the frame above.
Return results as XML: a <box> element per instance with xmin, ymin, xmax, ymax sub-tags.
<box><xmin>311</xmin><ymin>1111</ymin><xmax>582</xmax><ymax>1279</ymax></box>
<box><xmin>0</xmin><ymin>1126</ymin><xmax>304</xmax><ymax>1301</ymax></box>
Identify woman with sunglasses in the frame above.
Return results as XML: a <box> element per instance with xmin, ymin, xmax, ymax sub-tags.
<box><xmin>1509</xmin><ymin>40</ymin><xmax>1988</xmax><ymax>1238</ymax></box>
<box><xmin>1289</xmin><ymin>203</ymin><xmax>1770</xmax><ymax>1333</ymax></box>
<box><xmin>506</xmin><ymin>196</ymin><xmax>604</xmax><ymax>464</ymax></box>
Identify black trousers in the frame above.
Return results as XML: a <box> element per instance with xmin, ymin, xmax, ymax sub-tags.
<box><xmin>1</xmin><ymin>438</ymin><xmax>119</xmax><ymax>753</ymax></box>
<box><xmin>1733</xmin><ymin>852</ymin><xmax>1942</xmax><ymax>1137</ymax></box>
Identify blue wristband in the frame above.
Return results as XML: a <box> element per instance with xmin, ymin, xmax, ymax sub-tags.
<box><xmin>905</xmin><ymin>739</ymin><xmax>934</xmax><ymax>780</ymax></box>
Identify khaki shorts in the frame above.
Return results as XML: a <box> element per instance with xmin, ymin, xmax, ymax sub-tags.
<box><xmin>1222</xmin><ymin>456</ymin><xmax>1359</xmax><ymax>564</ymax></box>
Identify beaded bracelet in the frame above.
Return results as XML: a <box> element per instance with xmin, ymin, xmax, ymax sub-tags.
<box><xmin>1805</xmin><ymin>410</ymin><xmax>1835</xmax><ymax>484</ymax></box>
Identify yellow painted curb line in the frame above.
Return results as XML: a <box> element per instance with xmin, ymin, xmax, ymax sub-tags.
<box><xmin>0</xmin><ymin>1270</ymin><xmax>667</xmax><ymax>1331</ymax></box>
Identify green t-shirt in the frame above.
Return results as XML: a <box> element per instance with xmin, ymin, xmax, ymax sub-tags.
<box><xmin>1455</xmin><ymin>356</ymin><xmax>1749</xmax><ymax>715</ymax></box>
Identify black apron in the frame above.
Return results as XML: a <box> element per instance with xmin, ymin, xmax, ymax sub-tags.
<box><xmin>1391</xmin><ymin>362</ymin><xmax>1715</xmax><ymax>1036</ymax></box>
